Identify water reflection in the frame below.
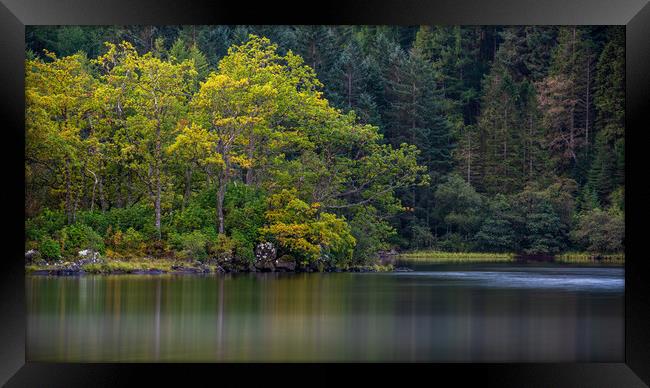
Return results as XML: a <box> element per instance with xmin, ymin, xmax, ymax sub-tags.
<box><xmin>27</xmin><ymin>265</ymin><xmax>624</xmax><ymax>362</ymax></box>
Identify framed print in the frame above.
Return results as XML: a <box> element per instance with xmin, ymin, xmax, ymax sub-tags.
<box><xmin>1</xmin><ymin>0</ymin><xmax>649</xmax><ymax>386</ymax></box>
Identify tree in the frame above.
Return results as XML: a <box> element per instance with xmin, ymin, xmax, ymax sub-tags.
<box><xmin>260</xmin><ymin>189</ymin><xmax>355</xmax><ymax>265</ymax></box>
<box><xmin>95</xmin><ymin>41</ymin><xmax>197</xmax><ymax>238</ymax></box>
<box><xmin>571</xmin><ymin>207</ymin><xmax>624</xmax><ymax>253</ymax></box>
<box><xmin>25</xmin><ymin>51</ymin><xmax>97</xmax><ymax>223</ymax></box>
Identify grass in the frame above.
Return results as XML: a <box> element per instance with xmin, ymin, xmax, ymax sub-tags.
<box><xmin>81</xmin><ymin>259</ymin><xmax>176</xmax><ymax>274</ymax></box>
<box><xmin>555</xmin><ymin>252</ymin><xmax>625</xmax><ymax>265</ymax></box>
<box><xmin>397</xmin><ymin>251</ymin><xmax>515</xmax><ymax>263</ymax></box>
<box><xmin>398</xmin><ymin>250</ymin><xmax>624</xmax><ymax>265</ymax></box>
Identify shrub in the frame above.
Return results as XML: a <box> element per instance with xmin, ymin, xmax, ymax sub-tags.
<box><xmin>167</xmin><ymin>204</ymin><xmax>213</xmax><ymax>235</ymax></box>
<box><xmin>571</xmin><ymin>207</ymin><xmax>624</xmax><ymax>253</ymax></box>
<box><xmin>26</xmin><ymin>208</ymin><xmax>66</xmax><ymax>242</ymax></box>
<box><xmin>349</xmin><ymin>206</ymin><xmax>395</xmax><ymax>265</ymax></box>
<box><xmin>76</xmin><ymin>210</ymin><xmax>109</xmax><ymax>236</ymax></box>
<box><xmin>39</xmin><ymin>237</ymin><xmax>61</xmax><ymax>261</ymax></box>
<box><xmin>260</xmin><ymin>189</ymin><xmax>355</xmax><ymax>265</ymax></box>
<box><xmin>224</xmin><ymin>182</ymin><xmax>267</xmax><ymax>246</ymax></box>
<box><xmin>231</xmin><ymin>230</ymin><xmax>254</xmax><ymax>263</ymax></box>
<box><xmin>177</xmin><ymin>230</ymin><xmax>209</xmax><ymax>261</ymax></box>
<box><xmin>106</xmin><ymin>227</ymin><xmax>145</xmax><ymax>257</ymax></box>
<box><xmin>209</xmin><ymin>233</ymin><xmax>234</xmax><ymax>262</ymax></box>
<box><xmin>123</xmin><ymin>227</ymin><xmax>145</xmax><ymax>253</ymax></box>
<box><xmin>57</xmin><ymin>223</ymin><xmax>105</xmax><ymax>257</ymax></box>
<box><xmin>106</xmin><ymin>204</ymin><xmax>156</xmax><ymax>239</ymax></box>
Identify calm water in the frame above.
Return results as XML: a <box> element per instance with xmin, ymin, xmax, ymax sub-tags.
<box><xmin>26</xmin><ymin>263</ymin><xmax>624</xmax><ymax>362</ymax></box>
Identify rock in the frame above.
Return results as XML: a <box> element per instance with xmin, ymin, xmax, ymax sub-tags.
<box><xmin>25</xmin><ymin>249</ymin><xmax>39</xmax><ymax>262</ymax></box>
<box><xmin>77</xmin><ymin>249</ymin><xmax>103</xmax><ymax>265</ymax></box>
<box><xmin>215</xmin><ymin>265</ymin><xmax>226</xmax><ymax>274</ymax></box>
<box><xmin>254</xmin><ymin>242</ymin><xmax>277</xmax><ymax>271</ymax></box>
<box><xmin>274</xmin><ymin>256</ymin><xmax>296</xmax><ymax>272</ymax></box>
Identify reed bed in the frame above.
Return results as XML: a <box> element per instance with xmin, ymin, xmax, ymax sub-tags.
<box><xmin>555</xmin><ymin>252</ymin><xmax>625</xmax><ymax>265</ymax></box>
<box><xmin>397</xmin><ymin>251</ymin><xmax>515</xmax><ymax>263</ymax></box>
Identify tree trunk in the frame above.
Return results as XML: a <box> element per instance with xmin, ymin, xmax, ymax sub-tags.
<box><xmin>585</xmin><ymin>50</ymin><xmax>591</xmax><ymax>150</ymax></box>
<box><xmin>347</xmin><ymin>72</ymin><xmax>352</xmax><ymax>108</ymax></box>
<box><xmin>245</xmin><ymin>135</ymin><xmax>254</xmax><ymax>185</ymax></box>
<box><xmin>88</xmin><ymin>169</ymin><xmax>98</xmax><ymax>212</ymax></box>
<box><xmin>216</xmin><ymin>170</ymin><xmax>226</xmax><ymax>235</ymax></box>
<box><xmin>216</xmin><ymin>140</ymin><xmax>229</xmax><ymax>235</ymax></box>
<box><xmin>65</xmin><ymin>158</ymin><xmax>73</xmax><ymax>224</ymax></box>
<box><xmin>154</xmin><ymin>124</ymin><xmax>162</xmax><ymax>239</ymax></box>
<box><xmin>182</xmin><ymin>167</ymin><xmax>192</xmax><ymax>211</ymax></box>
<box><xmin>467</xmin><ymin>130</ymin><xmax>471</xmax><ymax>185</ymax></box>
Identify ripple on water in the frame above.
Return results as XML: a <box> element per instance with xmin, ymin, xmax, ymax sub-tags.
<box><xmin>392</xmin><ymin>269</ymin><xmax>624</xmax><ymax>292</ymax></box>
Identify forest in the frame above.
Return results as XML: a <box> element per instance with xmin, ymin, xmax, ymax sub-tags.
<box><xmin>24</xmin><ymin>25</ymin><xmax>625</xmax><ymax>271</ymax></box>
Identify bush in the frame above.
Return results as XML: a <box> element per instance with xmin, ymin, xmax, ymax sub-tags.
<box><xmin>57</xmin><ymin>223</ymin><xmax>105</xmax><ymax>257</ymax></box>
<box><xmin>434</xmin><ymin>233</ymin><xmax>476</xmax><ymax>253</ymax></box>
<box><xmin>167</xmin><ymin>204</ymin><xmax>213</xmax><ymax>235</ymax></box>
<box><xmin>26</xmin><ymin>208</ymin><xmax>66</xmax><ymax>242</ymax></box>
<box><xmin>76</xmin><ymin>210</ymin><xmax>110</xmax><ymax>236</ymax></box>
<box><xmin>349</xmin><ymin>206</ymin><xmax>395</xmax><ymax>265</ymax></box>
<box><xmin>231</xmin><ymin>230</ymin><xmax>254</xmax><ymax>263</ymax></box>
<box><xmin>224</xmin><ymin>182</ymin><xmax>267</xmax><ymax>246</ymax></box>
<box><xmin>209</xmin><ymin>233</ymin><xmax>234</xmax><ymax>262</ymax></box>
<box><xmin>106</xmin><ymin>226</ymin><xmax>145</xmax><ymax>257</ymax></box>
<box><xmin>174</xmin><ymin>230</ymin><xmax>209</xmax><ymax>261</ymax></box>
<box><xmin>39</xmin><ymin>237</ymin><xmax>61</xmax><ymax>261</ymax></box>
<box><xmin>571</xmin><ymin>207</ymin><xmax>624</xmax><ymax>253</ymax></box>
<box><xmin>260</xmin><ymin>189</ymin><xmax>356</xmax><ymax>264</ymax></box>
<box><xmin>105</xmin><ymin>204</ymin><xmax>156</xmax><ymax>239</ymax></box>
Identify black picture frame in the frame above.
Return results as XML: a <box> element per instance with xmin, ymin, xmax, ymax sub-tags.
<box><xmin>1</xmin><ymin>0</ymin><xmax>648</xmax><ymax>386</ymax></box>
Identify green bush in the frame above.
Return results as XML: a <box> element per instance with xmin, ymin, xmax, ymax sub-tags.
<box><xmin>167</xmin><ymin>204</ymin><xmax>213</xmax><ymax>235</ymax></box>
<box><xmin>26</xmin><ymin>208</ymin><xmax>66</xmax><ymax>242</ymax></box>
<box><xmin>39</xmin><ymin>237</ymin><xmax>61</xmax><ymax>261</ymax></box>
<box><xmin>106</xmin><ymin>204</ymin><xmax>156</xmax><ymax>238</ymax></box>
<box><xmin>349</xmin><ymin>206</ymin><xmax>394</xmax><ymax>265</ymax></box>
<box><xmin>230</xmin><ymin>230</ymin><xmax>254</xmax><ymax>263</ymax></box>
<box><xmin>57</xmin><ymin>223</ymin><xmax>105</xmax><ymax>257</ymax></box>
<box><xmin>571</xmin><ymin>207</ymin><xmax>624</xmax><ymax>253</ymax></box>
<box><xmin>224</xmin><ymin>182</ymin><xmax>267</xmax><ymax>246</ymax></box>
<box><xmin>176</xmin><ymin>230</ymin><xmax>209</xmax><ymax>261</ymax></box>
<box><xmin>123</xmin><ymin>227</ymin><xmax>145</xmax><ymax>252</ymax></box>
<box><xmin>209</xmin><ymin>233</ymin><xmax>234</xmax><ymax>262</ymax></box>
<box><xmin>76</xmin><ymin>210</ymin><xmax>110</xmax><ymax>236</ymax></box>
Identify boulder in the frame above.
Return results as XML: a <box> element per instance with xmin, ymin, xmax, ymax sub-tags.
<box><xmin>274</xmin><ymin>256</ymin><xmax>296</xmax><ymax>272</ymax></box>
<box><xmin>77</xmin><ymin>249</ymin><xmax>103</xmax><ymax>265</ymax></box>
<box><xmin>254</xmin><ymin>242</ymin><xmax>277</xmax><ymax>271</ymax></box>
<box><xmin>25</xmin><ymin>249</ymin><xmax>39</xmax><ymax>262</ymax></box>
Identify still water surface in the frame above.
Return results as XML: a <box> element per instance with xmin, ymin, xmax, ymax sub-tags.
<box><xmin>27</xmin><ymin>263</ymin><xmax>623</xmax><ymax>362</ymax></box>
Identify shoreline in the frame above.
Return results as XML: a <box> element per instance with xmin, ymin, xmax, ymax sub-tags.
<box><xmin>25</xmin><ymin>251</ymin><xmax>625</xmax><ymax>276</ymax></box>
<box><xmin>395</xmin><ymin>251</ymin><xmax>625</xmax><ymax>266</ymax></box>
<box><xmin>25</xmin><ymin>260</ymin><xmax>403</xmax><ymax>276</ymax></box>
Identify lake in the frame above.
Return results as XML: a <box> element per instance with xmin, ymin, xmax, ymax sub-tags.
<box><xmin>26</xmin><ymin>263</ymin><xmax>624</xmax><ymax>362</ymax></box>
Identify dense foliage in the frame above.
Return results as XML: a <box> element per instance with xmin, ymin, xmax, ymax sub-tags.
<box><xmin>25</xmin><ymin>25</ymin><xmax>625</xmax><ymax>265</ymax></box>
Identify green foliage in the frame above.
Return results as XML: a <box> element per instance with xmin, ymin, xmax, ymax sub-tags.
<box><xmin>475</xmin><ymin>195</ymin><xmax>519</xmax><ymax>252</ymax></box>
<box><xmin>57</xmin><ymin>223</ymin><xmax>105</xmax><ymax>256</ymax></box>
<box><xmin>571</xmin><ymin>207</ymin><xmax>624</xmax><ymax>253</ymax></box>
<box><xmin>38</xmin><ymin>237</ymin><xmax>61</xmax><ymax>261</ymax></box>
<box><xmin>174</xmin><ymin>230</ymin><xmax>209</xmax><ymax>261</ymax></box>
<box><xmin>26</xmin><ymin>208</ymin><xmax>66</xmax><ymax>242</ymax></box>
<box><xmin>260</xmin><ymin>189</ymin><xmax>356</xmax><ymax>265</ymax></box>
<box><xmin>24</xmin><ymin>26</ymin><xmax>625</xmax><ymax>262</ymax></box>
<box><xmin>208</xmin><ymin>234</ymin><xmax>235</xmax><ymax>262</ymax></box>
<box><xmin>348</xmin><ymin>206</ymin><xmax>395</xmax><ymax>264</ymax></box>
<box><xmin>224</xmin><ymin>182</ymin><xmax>267</xmax><ymax>247</ymax></box>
